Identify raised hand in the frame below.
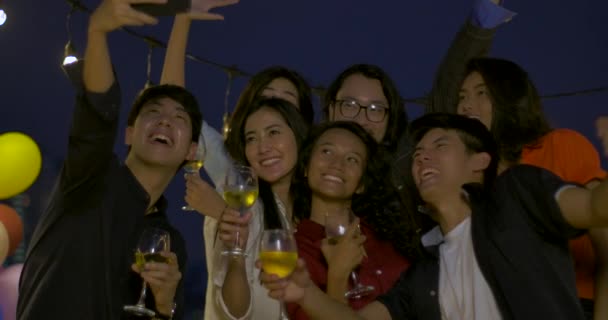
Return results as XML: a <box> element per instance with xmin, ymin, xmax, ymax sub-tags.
<box><xmin>89</xmin><ymin>0</ymin><xmax>167</xmax><ymax>34</ymax></box>
<box><xmin>131</xmin><ymin>251</ymin><xmax>182</xmax><ymax>316</ymax></box>
<box><xmin>258</xmin><ymin>258</ymin><xmax>313</xmax><ymax>303</ymax></box>
<box><xmin>321</xmin><ymin>218</ymin><xmax>367</xmax><ymax>276</ymax></box>
<box><xmin>184</xmin><ymin>174</ymin><xmax>225</xmax><ymax>218</ymax></box>
<box><xmin>218</xmin><ymin>209</ymin><xmax>252</xmax><ymax>249</ymax></box>
<box><xmin>597</xmin><ymin>116</ymin><xmax>608</xmax><ymax>157</ymax></box>
<box><xmin>188</xmin><ymin>0</ymin><xmax>240</xmax><ymax>20</ymax></box>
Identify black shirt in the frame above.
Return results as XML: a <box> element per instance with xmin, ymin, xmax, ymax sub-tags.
<box><xmin>377</xmin><ymin>165</ymin><xmax>585</xmax><ymax>320</ymax></box>
<box><xmin>17</xmin><ymin>62</ymin><xmax>187</xmax><ymax>320</ymax></box>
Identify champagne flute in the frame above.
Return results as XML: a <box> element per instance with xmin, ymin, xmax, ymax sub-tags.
<box><xmin>124</xmin><ymin>227</ymin><xmax>171</xmax><ymax>317</ymax></box>
<box><xmin>182</xmin><ymin>132</ymin><xmax>206</xmax><ymax>211</ymax></box>
<box><xmin>221</xmin><ymin>165</ymin><xmax>259</xmax><ymax>256</ymax></box>
<box><xmin>260</xmin><ymin>229</ymin><xmax>298</xmax><ymax>320</ymax></box>
<box><xmin>324</xmin><ymin>208</ymin><xmax>374</xmax><ymax>299</ymax></box>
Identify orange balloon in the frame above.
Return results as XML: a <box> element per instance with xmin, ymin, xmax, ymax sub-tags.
<box><xmin>0</xmin><ymin>204</ymin><xmax>23</xmax><ymax>257</ymax></box>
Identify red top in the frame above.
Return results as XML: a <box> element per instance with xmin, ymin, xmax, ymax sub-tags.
<box><xmin>521</xmin><ymin>128</ymin><xmax>606</xmax><ymax>300</ymax></box>
<box><xmin>288</xmin><ymin>218</ymin><xmax>410</xmax><ymax>319</ymax></box>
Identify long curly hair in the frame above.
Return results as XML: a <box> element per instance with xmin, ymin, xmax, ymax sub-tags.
<box><xmin>291</xmin><ymin>121</ymin><xmax>422</xmax><ymax>258</ymax></box>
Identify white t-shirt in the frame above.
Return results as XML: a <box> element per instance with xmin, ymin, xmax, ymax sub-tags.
<box><xmin>422</xmin><ymin>217</ymin><xmax>502</xmax><ymax>320</ymax></box>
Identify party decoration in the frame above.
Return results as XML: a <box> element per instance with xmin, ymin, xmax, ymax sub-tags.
<box><xmin>0</xmin><ymin>204</ymin><xmax>23</xmax><ymax>264</ymax></box>
<box><xmin>0</xmin><ymin>263</ymin><xmax>24</xmax><ymax>320</ymax></box>
<box><xmin>0</xmin><ymin>132</ymin><xmax>42</xmax><ymax>199</ymax></box>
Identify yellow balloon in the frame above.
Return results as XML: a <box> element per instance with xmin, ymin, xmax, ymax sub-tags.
<box><xmin>0</xmin><ymin>132</ymin><xmax>42</xmax><ymax>199</ymax></box>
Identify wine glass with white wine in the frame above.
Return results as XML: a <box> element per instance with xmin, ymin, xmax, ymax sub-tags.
<box><xmin>221</xmin><ymin>164</ymin><xmax>258</xmax><ymax>256</ymax></box>
<box><xmin>260</xmin><ymin>229</ymin><xmax>298</xmax><ymax>320</ymax></box>
<box><xmin>124</xmin><ymin>227</ymin><xmax>171</xmax><ymax>317</ymax></box>
<box><xmin>182</xmin><ymin>132</ymin><xmax>206</xmax><ymax>211</ymax></box>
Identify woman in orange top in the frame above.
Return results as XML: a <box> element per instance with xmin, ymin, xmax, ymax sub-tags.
<box><xmin>454</xmin><ymin>57</ymin><xmax>608</xmax><ymax>320</ymax></box>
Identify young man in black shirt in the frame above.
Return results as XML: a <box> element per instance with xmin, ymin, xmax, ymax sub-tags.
<box><xmin>260</xmin><ymin>113</ymin><xmax>608</xmax><ymax>320</ymax></box>
<box><xmin>17</xmin><ymin>0</ymin><xmax>202</xmax><ymax>319</ymax></box>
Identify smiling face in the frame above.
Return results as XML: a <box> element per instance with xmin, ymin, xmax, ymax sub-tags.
<box><xmin>243</xmin><ymin>107</ymin><xmax>299</xmax><ymax>185</ymax></box>
<box><xmin>457</xmin><ymin>72</ymin><xmax>493</xmax><ymax>129</ymax></box>
<box><xmin>329</xmin><ymin>74</ymin><xmax>389</xmax><ymax>142</ymax></box>
<box><xmin>125</xmin><ymin>97</ymin><xmax>195</xmax><ymax>169</ymax></box>
<box><xmin>411</xmin><ymin>128</ymin><xmax>488</xmax><ymax>204</ymax></box>
<box><xmin>306</xmin><ymin>128</ymin><xmax>367</xmax><ymax>201</ymax></box>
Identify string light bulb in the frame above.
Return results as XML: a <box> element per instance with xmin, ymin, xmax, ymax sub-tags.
<box><xmin>222</xmin><ymin>113</ymin><xmax>232</xmax><ymax>140</ymax></box>
<box><xmin>62</xmin><ymin>40</ymin><xmax>78</xmax><ymax>66</ymax></box>
<box><xmin>62</xmin><ymin>4</ymin><xmax>78</xmax><ymax>66</ymax></box>
<box><xmin>221</xmin><ymin>70</ymin><xmax>235</xmax><ymax>141</ymax></box>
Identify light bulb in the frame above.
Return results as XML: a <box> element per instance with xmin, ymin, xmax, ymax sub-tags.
<box><xmin>0</xmin><ymin>10</ymin><xmax>7</xmax><ymax>26</ymax></box>
<box><xmin>222</xmin><ymin>113</ymin><xmax>232</xmax><ymax>140</ymax></box>
<box><xmin>63</xmin><ymin>56</ymin><xmax>78</xmax><ymax>66</ymax></box>
<box><xmin>62</xmin><ymin>41</ymin><xmax>79</xmax><ymax>66</ymax></box>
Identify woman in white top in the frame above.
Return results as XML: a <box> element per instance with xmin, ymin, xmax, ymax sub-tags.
<box><xmin>208</xmin><ymin>97</ymin><xmax>309</xmax><ymax>319</ymax></box>
<box><xmin>160</xmin><ymin>9</ymin><xmax>314</xmax><ymax>320</ymax></box>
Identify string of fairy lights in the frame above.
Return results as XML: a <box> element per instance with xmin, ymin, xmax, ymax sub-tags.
<box><xmin>60</xmin><ymin>0</ymin><xmax>608</xmax><ymax>128</ymax></box>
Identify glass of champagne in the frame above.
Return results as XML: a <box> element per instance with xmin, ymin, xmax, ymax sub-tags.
<box><xmin>182</xmin><ymin>133</ymin><xmax>206</xmax><ymax>211</ymax></box>
<box><xmin>324</xmin><ymin>208</ymin><xmax>374</xmax><ymax>299</ymax></box>
<box><xmin>221</xmin><ymin>165</ymin><xmax>259</xmax><ymax>256</ymax></box>
<box><xmin>124</xmin><ymin>227</ymin><xmax>171</xmax><ymax>317</ymax></box>
<box><xmin>260</xmin><ymin>229</ymin><xmax>298</xmax><ymax>320</ymax></box>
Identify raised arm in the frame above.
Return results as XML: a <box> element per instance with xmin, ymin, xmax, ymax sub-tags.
<box><xmin>558</xmin><ymin>127</ymin><xmax>608</xmax><ymax>229</ymax></box>
<box><xmin>589</xmin><ymin>117</ymin><xmax>608</xmax><ymax>320</ymax></box>
<box><xmin>214</xmin><ymin>208</ymin><xmax>258</xmax><ymax>319</ymax></box>
<box><xmin>160</xmin><ymin>13</ymin><xmax>191</xmax><ymax>86</ymax></box>
<box><xmin>426</xmin><ymin>0</ymin><xmax>516</xmax><ymax>113</ymax></box>
<box><xmin>160</xmin><ymin>0</ymin><xmax>239</xmax><ymax>86</ymax></box>
<box><xmin>62</xmin><ymin>0</ymin><xmax>164</xmax><ymax>189</ymax></box>
<box><xmin>160</xmin><ymin>1</ymin><xmax>238</xmax><ymax>185</ymax></box>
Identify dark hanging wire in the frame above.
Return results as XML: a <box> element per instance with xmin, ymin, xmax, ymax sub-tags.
<box><xmin>65</xmin><ymin>3</ymin><xmax>76</xmax><ymax>41</ymax></box>
<box><xmin>64</xmin><ymin>0</ymin><xmax>608</xmax><ymax>105</ymax></box>
<box><xmin>542</xmin><ymin>86</ymin><xmax>608</xmax><ymax>100</ymax></box>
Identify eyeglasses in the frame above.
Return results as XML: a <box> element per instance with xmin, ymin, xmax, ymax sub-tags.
<box><xmin>333</xmin><ymin>99</ymin><xmax>389</xmax><ymax>123</ymax></box>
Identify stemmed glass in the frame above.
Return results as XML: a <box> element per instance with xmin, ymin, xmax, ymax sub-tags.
<box><xmin>324</xmin><ymin>208</ymin><xmax>374</xmax><ymax>299</ymax></box>
<box><xmin>260</xmin><ymin>229</ymin><xmax>298</xmax><ymax>320</ymax></box>
<box><xmin>221</xmin><ymin>165</ymin><xmax>258</xmax><ymax>256</ymax></box>
<box><xmin>123</xmin><ymin>228</ymin><xmax>171</xmax><ymax>317</ymax></box>
<box><xmin>182</xmin><ymin>132</ymin><xmax>206</xmax><ymax>211</ymax></box>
